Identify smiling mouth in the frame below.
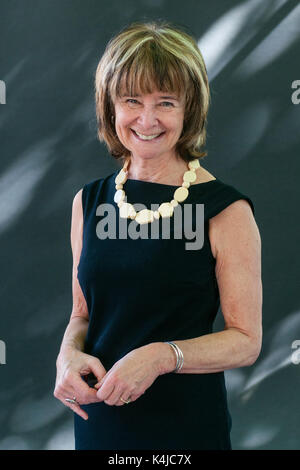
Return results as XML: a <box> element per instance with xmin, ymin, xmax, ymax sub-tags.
<box><xmin>131</xmin><ymin>129</ymin><xmax>165</xmax><ymax>141</ymax></box>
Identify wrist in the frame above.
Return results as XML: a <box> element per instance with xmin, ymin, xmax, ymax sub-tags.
<box><xmin>59</xmin><ymin>341</ymin><xmax>82</xmax><ymax>357</ymax></box>
<box><xmin>150</xmin><ymin>342</ymin><xmax>177</xmax><ymax>375</ymax></box>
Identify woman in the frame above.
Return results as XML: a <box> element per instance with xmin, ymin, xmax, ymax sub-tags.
<box><xmin>54</xmin><ymin>20</ymin><xmax>262</xmax><ymax>450</ymax></box>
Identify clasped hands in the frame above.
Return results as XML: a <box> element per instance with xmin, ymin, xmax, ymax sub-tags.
<box><xmin>54</xmin><ymin>342</ymin><xmax>168</xmax><ymax>420</ymax></box>
<box><xmin>95</xmin><ymin>344</ymin><xmax>163</xmax><ymax>405</ymax></box>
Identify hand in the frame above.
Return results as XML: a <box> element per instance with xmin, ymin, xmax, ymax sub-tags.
<box><xmin>94</xmin><ymin>344</ymin><xmax>161</xmax><ymax>406</ymax></box>
<box><xmin>54</xmin><ymin>347</ymin><xmax>107</xmax><ymax>420</ymax></box>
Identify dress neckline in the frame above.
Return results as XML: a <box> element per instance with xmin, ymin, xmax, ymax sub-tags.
<box><xmin>117</xmin><ymin>172</ymin><xmax>218</xmax><ymax>188</ymax></box>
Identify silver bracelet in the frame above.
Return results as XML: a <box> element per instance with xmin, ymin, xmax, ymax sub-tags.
<box><xmin>164</xmin><ymin>341</ymin><xmax>184</xmax><ymax>373</ymax></box>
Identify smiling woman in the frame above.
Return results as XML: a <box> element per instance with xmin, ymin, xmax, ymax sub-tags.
<box><xmin>54</xmin><ymin>19</ymin><xmax>262</xmax><ymax>451</ymax></box>
<box><xmin>113</xmin><ymin>88</ymin><xmax>185</xmax><ymax>163</ymax></box>
<box><xmin>94</xmin><ymin>20</ymin><xmax>210</xmax><ymax>164</ymax></box>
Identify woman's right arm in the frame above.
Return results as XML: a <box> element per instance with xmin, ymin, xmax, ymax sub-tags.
<box><xmin>53</xmin><ymin>189</ymin><xmax>107</xmax><ymax>420</ymax></box>
<box><xmin>58</xmin><ymin>188</ymin><xmax>89</xmax><ymax>353</ymax></box>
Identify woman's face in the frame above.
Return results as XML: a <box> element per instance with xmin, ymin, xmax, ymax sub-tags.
<box><xmin>113</xmin><ymin>89</ymin><xmax>185</xmax><ymax>160</ymax></box>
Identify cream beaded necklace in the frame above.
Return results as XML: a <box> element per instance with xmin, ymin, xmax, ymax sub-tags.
<box><xmin>114</xmin><ymin>157</ymin><xmax>200</xmax><ymax>225</ymax></box>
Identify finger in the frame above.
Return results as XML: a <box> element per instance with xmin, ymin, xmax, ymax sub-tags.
<box><xmin>94</xmin><ymin>378</ymin><xmax>106</xmax><ymax>390</ymax></box>
<box><xmin>71</xmin><ymin>374</ymin><xmax>101</xmax><ymax>403</ymax></box>
<box><xmin>96</xmin><ymin>382</ymin><xmax>115</xmax><ymax>402</ymax></box>
<box><xmin>64</xmin><ymin>400</ymin><xmax>89</xmax><ymax>420</ymax></box>
<box><xmin>93</xmin><ymin>369</ymin><xmax>112</xmax><ymax>389</ymax></box>
<box><xmin>60</xmin><ymin>378</ymin><xmax>98</xmax><ymax>407</ymax></box>
<box><xmin>104</xmin><ymin>387</ymin><xmax>127</xmax><ymax>406</ymax></box>
<box><xmin>116</xmin><ymin>394</ymin><xmax>132</xmax><ymax>406</ymax></box>
<box><xmin>88</xmin><ymin>359</ymin><xmax>107</xmax><ymax>384</ymax></box>
<box><xmin>93</xmin><ymin>370</ymin><xmax>112</xmax><ymax>391</ymax></box>
<box><xmin>101</xmin><ymin>385</ymin><xmax>134</xmax><ymax>407</ymax></box>
<box><xmin>57</xmin><ymin>388</ymin><xmax>90</xmax><ymax>420</ymax></box>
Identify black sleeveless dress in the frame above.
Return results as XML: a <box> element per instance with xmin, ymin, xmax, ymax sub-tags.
<box><xmin>74</xmin><ymin>169</ymin><xmax>255</xmax><ymax>450</ymax></box>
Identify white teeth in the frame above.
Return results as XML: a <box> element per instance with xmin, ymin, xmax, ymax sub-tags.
<box><xmin>134</xmin><ymin>130</ymin><xmax>161</xmax><ymax>140</ymax></box>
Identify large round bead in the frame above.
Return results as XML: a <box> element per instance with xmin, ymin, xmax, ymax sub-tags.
<box><xmin>183</xmin><ymin>170</ymin><xmax>197</xmax><ymax>183</ymax></box>
<box><xmin>119</xmin><ymin>202</ymin><xmax>136</xmax><ymax>219</ymax></box>
<box><xmin>135</xmin><ymin>209</ymin><xmax>154</xmax><ymax>224</ymax></box>
<box><xmin>114</xmin><ymin>189</ymin><xmax>125</xmax><ymax>204</ymax></box>
<box><xmin>188</xmin><ymin>159</ymin><xmax>200</xmax><ymax>170</ymax></box>
<box><xmin>115</xmin><ymin>169</ymin><xmax>128</xmax><ymax>185</ymax></box>
<box><xmin>158</xmin><ymin>202</ymin><xmax>174</xmax><ymax>218</ymax></box>
<box><xmin>174</xmin><ymin>186</ymin><xmax>189</xmax><ymax>202</ymax></box>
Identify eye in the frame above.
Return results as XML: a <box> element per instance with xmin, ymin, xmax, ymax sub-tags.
<box><xmin>126</xmin><ymin>99</ymin><xmax>139</xmax><ymax>104</ymax></box>
<box><xmin>160</xmin><ymin>102</ymin><xmax>174</xmax><ymax>107</ymax></box>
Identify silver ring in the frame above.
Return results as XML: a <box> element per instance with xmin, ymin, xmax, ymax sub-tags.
<box><xmin>65</xmin><ymin>396</ymin><xmax>78</xmax><ymax>405</ymax></box>
<box><xmin>120</xmin><ymin>397</ymin><xmax>131</xmax><ymax>404</ymax></box>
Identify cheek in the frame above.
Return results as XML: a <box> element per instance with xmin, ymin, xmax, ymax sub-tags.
<box><xmin>116</xmin><ymin>116</ymin><xmax>130</xmax><ymax>132</ymax></box>
<box><xmin>116</xmin><ymin>117</ymin><xmax>134</xmax><ymax>134</ymax></box>
<box><xmin>170</xmin><ymin>121</ymin><xmax>184</xmax><ymax>136</ymax></box>
<box><xmin>169</xmin><ymin>113</ymin><xmax>184</xmax><ymax>130</ymax></box>
<box><xmin>115</xmin><ymin>107</ymin><xmax>134</xmax><ymax>123</ymax></box>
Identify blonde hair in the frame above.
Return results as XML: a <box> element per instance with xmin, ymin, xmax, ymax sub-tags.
<box><xmin>94</xmin><ymin>20</ymin><xmax>210</xmax><ymax>164</ymax></box>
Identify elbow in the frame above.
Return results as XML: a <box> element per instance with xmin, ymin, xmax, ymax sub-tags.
<box><xmin>230</xmin><ymin>326</ymin><xmax>262</xmax><ymax>367</ymax></box>
<box><xmin>245</xmin><ymin>352</ymin><xmax>260</xmax><ymax>367</ymax></box>
<box><xmin>245</xmin><ymin>340</ymin><xmax>262</xmax><ymax>366</ymax></box>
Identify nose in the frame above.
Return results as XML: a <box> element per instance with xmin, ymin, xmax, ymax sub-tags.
<box><xmin>136</xmin><ymin>105</ymin><xmax>159</xmax><ymax>130</ymax></box>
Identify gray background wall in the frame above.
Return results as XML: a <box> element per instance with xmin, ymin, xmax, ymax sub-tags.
<box><xmin>1</xmin><ymin>0</ymin><xmax>300</xmax><ymax>450</ymax></box>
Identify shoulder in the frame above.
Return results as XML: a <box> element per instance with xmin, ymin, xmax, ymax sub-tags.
<box><xmin>73</xmin><ymin>174</ymin><xmax>109</xmax><ymax>212</ymax></box>
<box><xmin>80</xmin><ymin>172</ymin><xmax>116</xmax><ymax>196</ymax></box>
<box><xmin>70</xmin><ymin>189</ymin><xmax>84</xmax><ymax>254</ymax></box>
<box><xmin>72</xmin><ymin>188</ymin><xmax>83</xmax><ymax>208</ymax></box>
<box><xmin>71</xmin><ymin>188</ymin><xmax>84</xmax><ymax>227</ymax></box>
<box><xmin>193</xmin><ymin>173</ymin><xmax>255</xmax><ymax>221</ymax></box>
<box><xmin>209</xmin><ymin>198</ymin><xmax>260</xmax><ymax>259</ymax></box>
<box><xmin>70</xmin><ymin>177</ymin><xmax>102</xmax><ymax>221</ymax></box>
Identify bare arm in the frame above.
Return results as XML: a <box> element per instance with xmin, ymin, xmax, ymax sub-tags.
<box><xmin>155</xmin><ymin>199</ymin><xmax>263</xmax><ymax>375</ymax></box>
<box><xmin>54</xmin><ymin>189</ymin><xmax>106</xmax><ymax>419</ymax></box>
<box><xmin>57</xmin><ymin>189</ymin><xmax>89</xmax><ymax>355</ymax></box>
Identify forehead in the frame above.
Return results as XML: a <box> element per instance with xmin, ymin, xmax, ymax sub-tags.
<box><xmin>112</xmin><ymin>72</ymin><xmax>186</xmax><ymax>103</ymax></box>
<box><xmin>120</xmin><ymin>90</ymin><xmax>180</xmax><ymax>99</ymax></box>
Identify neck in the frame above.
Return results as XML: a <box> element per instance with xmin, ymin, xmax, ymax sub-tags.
<box><xmin>124</xmin><ymin>154</ymin><xmax>189</xmax><ymax>186</ymax></box>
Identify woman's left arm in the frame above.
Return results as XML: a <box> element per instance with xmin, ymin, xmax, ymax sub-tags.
<box><xmin>155</xmin><ymin>199</ymin><xmax>263</xmax><ymax>375</ymax></box>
